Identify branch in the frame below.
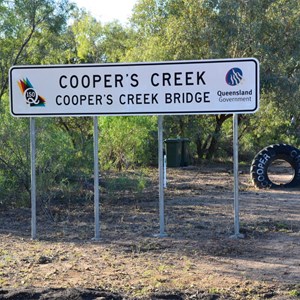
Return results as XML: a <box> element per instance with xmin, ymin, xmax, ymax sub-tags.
<box><xmin>0</xmin><ymin>22</ymin><xmax>36</xmax><ymax>101</ymax></box>
<box><xmin>0</xmin><ymin>156</ymin><xmax>30</xmax><ymax>194</ymax></box>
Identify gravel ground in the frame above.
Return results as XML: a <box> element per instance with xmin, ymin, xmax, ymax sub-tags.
<box><xmin>0</xmin><ymin>164</ymin><xmax>299</xmax><ymax>299</ymax></box>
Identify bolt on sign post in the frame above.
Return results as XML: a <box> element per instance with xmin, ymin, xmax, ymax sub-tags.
<box><xmin>9</xmin><ymin>58</ymin><xmax>259</xmax><ymax>239</ymax></box>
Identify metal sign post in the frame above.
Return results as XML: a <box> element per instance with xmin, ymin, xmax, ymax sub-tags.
<box><xmin>93</xmin><ymin>117</ymin><xmax>100</xmax><ymax>241</ymax></box>
<box><xmin>232</xmin><ymin>114</ymin><xmax>244</xmax><ymax>238</ymax></box>
<box><xmin>30</xmin><ymin>117</ymin><xmax>37</xmax><ymax>240</ymax></box>
<box><xmin>158</xmin><ymin>115</ymin><xmax>166</xmax><ymax>237</ymax></box>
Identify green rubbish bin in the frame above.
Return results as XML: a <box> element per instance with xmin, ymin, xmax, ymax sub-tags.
<box><xmin>165</xmin><ymin>138</ymin><xmax>190</xmax><ymax>167</ymax></box>
<box><xmin>165</xmin><ymin>138</ymin><xmax>182</xmax><ymax>167</ymax></box>
<box><xmin>181</xmin><ymin>138</ymin><xmax>190</xmax><ymax>167</ymax></box>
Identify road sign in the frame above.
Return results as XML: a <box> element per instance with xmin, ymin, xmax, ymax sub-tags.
<box><xmin>10</xmin><ymin>58</ymin><xmax>259</xmax><ymax>117</ymax></box>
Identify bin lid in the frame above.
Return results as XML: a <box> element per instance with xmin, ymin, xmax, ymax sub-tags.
<box><xmin>181</xmin><ymin>138</ymin><xmax>190</xmax><ymax>142</ymax></box>
<box><xmin>164</xmin><ymin>138</ymin><xmax>182</xmax><ymax>143</ymax></box>
<box><xmin>164</xmin><ymin>138</ymin><xmax>190</xmax><ymax>143</ymax></box>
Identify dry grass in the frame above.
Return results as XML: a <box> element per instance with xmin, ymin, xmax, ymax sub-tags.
<box><xmin>1</xmin><ymin>164</ymin><xmax>300</xmax><ymax>299</ymax></box>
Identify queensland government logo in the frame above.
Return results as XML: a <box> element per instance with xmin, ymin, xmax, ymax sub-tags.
<box><xmin>225</xmin><ymin>68</ymin><xmax>243</xmax><ymax>86</ymax></box>
<box><xmin>18</xmin><ymin>78</ymin><xmax>46</xmax><ymax>107</ymax></box>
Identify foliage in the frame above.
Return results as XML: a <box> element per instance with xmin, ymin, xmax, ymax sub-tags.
<box><xmin>0</xmin><ymin>103</ymin><xmax>82</xmax><ymax>208</ymax></box>
<box><xmin>0</xmin><ymin>0</ymin><xmax>73</xmax><ymax>101</ymax></box>
<box><xmin>99</xmin><ymin>116</ymin><xmax>157</xmax><ymax>170</ymax></box>
<box><xmin>69</xmin><ymin>10</ymin><xmax>130</xmax><ymax>63</ymax></box>
<box><xmin>0</xmin><ymin>101</ymin><xmax>30</xmax><ymax>207</ymax></box>
<box><xmin>0</xmin><ymin>0</ymin><xmax>299</xmax><ymax>207</ymax></box>
<box><xmin>127</xmin><ymin>0</ymin><xmax>300</xmax><ymax>161</ymax></box>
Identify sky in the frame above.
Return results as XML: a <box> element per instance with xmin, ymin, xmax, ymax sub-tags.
<box><xmin>73</xmin><ymin>0</ymin><xmax>138</xmax><ymax>24</ymax></box>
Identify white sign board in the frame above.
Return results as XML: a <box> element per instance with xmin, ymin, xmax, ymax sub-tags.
<box><xmin>10</xmin><ymin>58</ymin><xmax>259</xmax><ymax>117</ymax></box>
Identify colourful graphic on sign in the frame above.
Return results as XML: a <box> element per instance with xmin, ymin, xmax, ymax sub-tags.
<box><xmin>18</xmin><ymin>78</ymin><xmax>46</xmax><ymax>107</ymax></box>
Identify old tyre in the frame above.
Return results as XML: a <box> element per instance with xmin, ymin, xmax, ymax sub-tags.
<box><xmin>250</xmin><ymin>144</ymin><xmax>300</xmax><ymax>189</ymax></box>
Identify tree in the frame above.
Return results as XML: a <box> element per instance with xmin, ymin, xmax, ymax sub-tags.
<box><xmin>69</xmin><ymin>10</ymin><xmax>130</xmax><ymax>63</ymax></box>
<box><xmin>0</xmin><ymin>0</ymin><xmax>73</xmax><ymax>103</ymax></box>
<box><xmin>1</xmin><ymin>0</ymin><xmax>299</xmax><ymax>207</ymax></box>
<box><xmin>126</xmin><ymin>0</ymin><xmax>300</xmax><ymax>160</ymax></box>
<box><xmin>0</xmin><ymin>0</ymin><xmax>74</xmax><ymax>207</ymax></box>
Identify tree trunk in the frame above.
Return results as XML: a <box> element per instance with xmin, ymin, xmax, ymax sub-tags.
<box><xmin>206</xmin><ymin>114</ymin><xmax>232</xmax><ymax>160</ymax></box>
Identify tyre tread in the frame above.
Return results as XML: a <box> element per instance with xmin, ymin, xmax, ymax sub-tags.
<box><xmin>250</xmin><ymin>143</ymin><xmax>300</xmax><ymax>189</ymax></box>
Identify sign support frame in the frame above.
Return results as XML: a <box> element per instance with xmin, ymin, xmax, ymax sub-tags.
<box><xmin>29</xmin><ymin>114</ymin><xmax>243</xmax><ymax>240</ymax></box>
<box><xmin>10</xmin><ymin>58</ymin><xmax>259</xmax><ymax>240</ymax></box>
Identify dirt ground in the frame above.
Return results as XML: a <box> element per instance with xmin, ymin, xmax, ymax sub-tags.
<box><xmin>0</xmin><ymin>163</ymin><xmax>300</xmax><ymax>299</ymax></box>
